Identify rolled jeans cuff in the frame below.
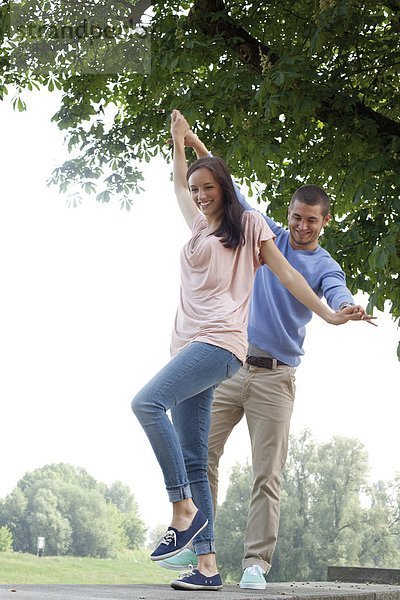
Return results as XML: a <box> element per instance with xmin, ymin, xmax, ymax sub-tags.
<box><xmin>194</xmin><ymin>539</ymin><xmax>216</xmax><ymax>555</ymax></box>
<box><xmin>167</xmin><ymin>483</ymin><xmax>192</xmax><ymax>502</ymax></box>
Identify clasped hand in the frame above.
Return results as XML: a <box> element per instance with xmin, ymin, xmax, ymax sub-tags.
<box><xmin>171</xmin><ymin>109</ymin><xmax>191</xmax><ymax>140</ymax></box>
<box><xmin>335</xmin><ymin>304</ymin><xmax>377</xmax><ymax>326</ymax></box>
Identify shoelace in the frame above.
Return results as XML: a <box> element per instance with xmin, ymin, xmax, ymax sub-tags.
<box><xmin>246</xmin><ymin>565</ymin><xmax>263</xmax><ymax>576</ymax></box>
<box><xmin>179</xmin><ymin>569</ymin><xmax>195</xmax><ymax>579</ymax></box>
<box><xmin>159</xmin><ymin>529</ymin><xmax>177</xmax><ymax>547</ymax></box>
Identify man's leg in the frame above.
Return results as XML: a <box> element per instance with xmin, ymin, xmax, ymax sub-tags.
<box><xmin>208</xmin><ymin>365</ymin><xmax>248</xmax><ymax>516</ymax></box>
<box><xmin>243</xmin><ymin>364</ymin><xmax>295</xmax><ymax>574</ymax></box>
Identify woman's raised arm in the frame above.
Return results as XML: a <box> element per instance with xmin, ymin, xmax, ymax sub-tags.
<box><xmin>171</xmin><ymin>110</ymin><xmax>199</xmax><ymax>229</ymax></box>
<box><xmin>260</xmin><ymin>238</ymin><xmax>374</xmax><ymax>326</ymax></box>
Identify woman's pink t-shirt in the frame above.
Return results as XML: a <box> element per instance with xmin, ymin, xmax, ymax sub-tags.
<box><xmin>170</xmin><ymin>211</ymin><xmax>274</xmax><ymax>363</ymax></box>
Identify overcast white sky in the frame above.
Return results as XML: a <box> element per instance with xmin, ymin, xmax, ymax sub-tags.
<box><xmin>0</xmin><ymin>90</ymin><xmax>399</xmax><ymax>533</ymax></box>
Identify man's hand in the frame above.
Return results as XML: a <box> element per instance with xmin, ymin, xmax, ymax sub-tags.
<box><xmin>334</xmin><ymin>304</ymin><xmax>377</xmax><ymax>326</ymax></box>
<box><xmin>167</xmin><ymin>114</ymin><xmax>209</xmax><ymax>158</ymax></box>
<box><xmin>183</xmin><ymin>129</ymin><xmax>203</xmax><ymax>150</ymax></box>
<box><xmin>186</xmin><ymin>130</ymin><xmax>209</xmax><ymax>158</ymax></box>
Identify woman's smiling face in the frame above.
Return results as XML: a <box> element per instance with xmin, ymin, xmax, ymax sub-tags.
<box><xmin>188</xmin><ymin>167</ymin><xmax>224</xmax><ymax>222</ymax></box>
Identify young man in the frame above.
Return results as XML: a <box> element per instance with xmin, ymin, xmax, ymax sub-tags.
<box><xmin>159</xmin><ymin>131</ymin><xmax>373</xmax><ymax>588</ymax></box>
<box><xmin>208</xmin><ymin>183</ymin><xmax>355</xmax><ymax>589</ymax></box>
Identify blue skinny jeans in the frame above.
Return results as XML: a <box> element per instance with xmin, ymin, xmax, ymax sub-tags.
<box><xmin>131</xmin><ymin>342</ymin><xmax>241</xmax><ymax>555</ymax></box>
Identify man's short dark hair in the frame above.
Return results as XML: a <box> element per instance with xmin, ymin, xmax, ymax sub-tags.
<box><xmin>289</xmin><ymin>185</ymin><xmax>331</xmax><ymax>218</ymax></box>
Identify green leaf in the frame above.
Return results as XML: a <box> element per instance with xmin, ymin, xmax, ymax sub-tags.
<box><xmin>3</xmin><ymin>0</ymin><xmax>398</xmax><ymax>354</ymax></box>
<box><xmin>274</xmin><ymin>71</ymin><xmax>285</xmax><ymax>87</ymax></box>
<box><xmin>369</xmin><ymin>245</ymin><xmax>388</xmax><ymax>270</ymax></box>
<box><xmin>96</xmin><ymin>190</ymin><xmax>111</xmax><ymax>203</ymax></box>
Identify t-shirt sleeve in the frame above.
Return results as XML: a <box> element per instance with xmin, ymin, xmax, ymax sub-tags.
<box><xmin>243</xmin><ymin>210</ymin><xmax>275</xmax><ymax>267</ymax></box>
<box><xmin>265</xmin><ymin>214</ymin><xmax>283</xmax><ymax>235</ymax></box>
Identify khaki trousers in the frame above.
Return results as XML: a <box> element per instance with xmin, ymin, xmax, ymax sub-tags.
<box><xmin>208</xmin><ymin>362</ymin><xmax>296</xmax><ymax>573</ymax></box>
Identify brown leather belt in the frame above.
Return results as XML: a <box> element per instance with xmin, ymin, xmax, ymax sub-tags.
<box><xmin>246</xmin><ymin>355</ymin><xmax>288</xmax><ymax>369</ymax></box>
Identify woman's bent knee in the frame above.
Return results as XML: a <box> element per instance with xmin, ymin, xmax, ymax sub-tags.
<box><xmin>131</xmin><ymin>388</ymin><xmax>166</xmax><ymax>424</ymax></box>
<box><xmin>131</xmin><ymin>391</ymin><xmax>146</xmax><ymax>418</ymax></box>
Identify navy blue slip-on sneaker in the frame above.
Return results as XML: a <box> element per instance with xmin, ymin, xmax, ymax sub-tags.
<box><xmin>171</xmin><ymin>569</ymin><xmax>223</xmax><ymax>591</ymax></box>
<box><xmin>150</xmin><ymin>510</ymin><xmax>208</xmax><ymax>561</ymax></box>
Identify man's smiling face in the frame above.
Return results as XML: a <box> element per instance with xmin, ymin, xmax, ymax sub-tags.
<box><xmin>288</xmin><ymin>200</ymin><xmax>330</xmax><ymax>251</ymax></box>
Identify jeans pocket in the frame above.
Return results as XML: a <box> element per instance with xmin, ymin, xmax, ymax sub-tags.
<box><xmin>226</xmin><ymin>354</ymin><xmax>241</xmax><ymax>379</ymax></box>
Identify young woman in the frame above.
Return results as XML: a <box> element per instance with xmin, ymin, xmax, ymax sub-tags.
<box><xmin>131</xmin><ymin>110</ymin><xmax>368</xmax><ymax>591</ymax></box>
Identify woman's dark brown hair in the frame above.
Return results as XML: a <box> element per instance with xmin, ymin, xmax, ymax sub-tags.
<box><xmin>186</xmin><ymin>156</ymin><xmax>245</xmax><ymax>249</ymax></box>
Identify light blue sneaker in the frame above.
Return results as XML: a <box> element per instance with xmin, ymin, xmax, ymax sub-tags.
<box><xmin>239</xmin><ymin>565</ymin><xmax>267</xmax><ymax>589</ymax></box>
<box><xmin>157</xmin><ymin>548</ymin><xmax>198</xmax><ymax>571</ymax></box>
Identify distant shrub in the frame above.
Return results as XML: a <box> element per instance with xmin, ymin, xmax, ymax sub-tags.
<box><xmin>0</xmin><ymin>526</ymin><xmax>13</xmax><ymax>552</ymax></box>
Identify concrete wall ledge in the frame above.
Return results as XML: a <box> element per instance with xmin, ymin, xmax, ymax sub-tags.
<box><xmin>328</xmin><ymin>567</ymin><xmax>400</xmax><ymax>586</ymax></box>
<box><xmin>1</xmin><ymin>581</ymin><xmax>400</xmax><ymax>600</ymax></box>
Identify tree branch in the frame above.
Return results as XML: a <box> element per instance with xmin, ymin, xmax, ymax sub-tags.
<box><xmin>190</xmin><ymin>0</ymin><xmax>400</xmax><ymax>139</ymax></box>
<box><xmin>189</xmin><ymin>0</ymin><xmax>279</xmax><ymax>70</ymax></box>
<box><xmin>123</xmin><ymin>0</ymin><xmax>152</xmax><ymax>25</ymax></box>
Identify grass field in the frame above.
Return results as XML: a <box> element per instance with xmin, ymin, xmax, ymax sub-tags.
<box><xmin>0</xmin><ymin>549</ymin><xmax>177</xmax><ymax>584</ymax></box>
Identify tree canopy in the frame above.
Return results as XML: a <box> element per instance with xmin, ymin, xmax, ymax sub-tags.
<box><xmin>1</xmin><ymin>0</ymin><xmax>399</xmax><ymax>350</ymax></box>
<box><xmin>0</xmin><ymin>464</ymin><xmax>146</xmax><ymax>556</ymax></box>
<box><xmin>215</xmin><ymin>431</ymin><xmax>400</xmax><ymax>581</ymax></box>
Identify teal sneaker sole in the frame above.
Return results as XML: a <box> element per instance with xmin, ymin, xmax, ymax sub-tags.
<box><xmin>240</xmin><ymin>581</ymin><xmax>267</xmax><ymax>589</ymax></box>
<box><xmin>157</xmin><ymin>548</ymin><xmax>198</xmax><ymax>570</ymax></box>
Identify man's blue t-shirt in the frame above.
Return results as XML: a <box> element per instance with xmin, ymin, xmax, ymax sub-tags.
<box><xmin>238</xmin><ymin>192</ymin><xmax>354</xmax><ymax>367</ymax></box>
